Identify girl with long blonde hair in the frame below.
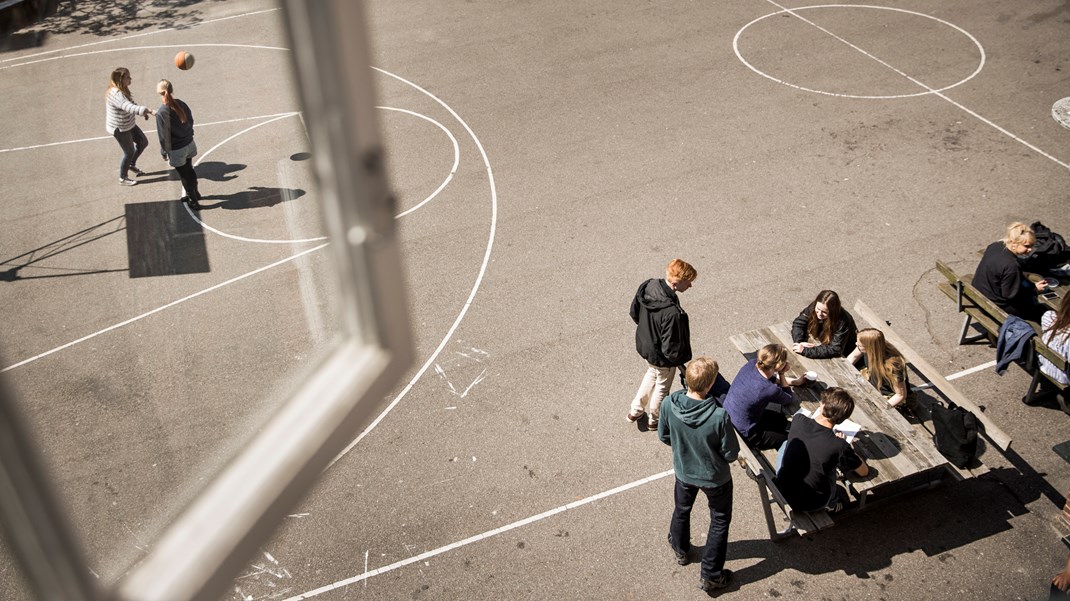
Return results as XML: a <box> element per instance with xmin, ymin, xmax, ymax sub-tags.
<box><xmin>105</xmin><ymin>67</ymin><xmax>153</xmax><ymax>185</ymax></box>
<box><xmin>847</xmin><ymin>328</ymin><xmax>910</xmax><ymax>408</ymax></box>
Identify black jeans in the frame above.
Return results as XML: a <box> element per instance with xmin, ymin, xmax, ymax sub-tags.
<box><xmin>175</xmin><ymin>158</ymin><xmax>200</xmax><ymax>201</ymax></box>
<box><xmin>669</xmin><ymin>478</ymin><xmax>733</xmax><ymax>580</ymax></box>
<box><xmin>744</xmin><ymin>410</ymin><xmax>789</xmax><ymax>451</ymax></box>
<box><xmin>113</xmin><ymin>126</ymin><xmax>148</xmax><ymax>179</ymax></box>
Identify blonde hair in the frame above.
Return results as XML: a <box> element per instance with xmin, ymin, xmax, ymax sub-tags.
<box><xmin>107</xmin><ymin>67</ymin><xmax>133</xmax><ymax>101</ymax></box>
<box><xmin>685</xmin><ymin>357</ymin><xmax>719</xmax><ymax>393</ymax></box>
<box><xmin>857</xmin><ymin>328</ymin><xmax>905</xmax><ymax>392</ymax></box>
<box><xmin>157</xmin><ymin>79</ymin><xmax>188</xmax><ymax>124</ymax></box>
<box><xmin>1002</xmin><ymin>222</ymin><xmax>1035</xmax><ymax>248</ymax></box>
<box><xmin>756</xmin><ymin>344</ymin><xmax>788</xmax><ymax>373</ymax></box>
<box><xmin>666</xmin><ymin>259</ymin><xmax>697</xmax><ymax>283</ymax></box>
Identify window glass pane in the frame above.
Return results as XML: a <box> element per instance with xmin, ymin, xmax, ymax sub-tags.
<box><xmin>0</xmin><ymin>2</ymin><xmax>344</xmax><ymax>588</ymax></box>
<box><xmin>0</xmin><ymin>536</ymin><xmax>33</xmax><ymax>601</ymax></box>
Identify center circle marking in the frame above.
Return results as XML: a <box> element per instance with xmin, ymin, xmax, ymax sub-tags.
<box><xmin>733</xmin><ymin>5</ymin><xmax>986</xmax><ymax>100</ymax></box>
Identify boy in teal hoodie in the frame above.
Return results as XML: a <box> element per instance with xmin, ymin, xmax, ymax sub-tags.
<box><xmin>659</xmin><ymin>356</ymin><xmax>739</xmax><ymax>594</ymax></box>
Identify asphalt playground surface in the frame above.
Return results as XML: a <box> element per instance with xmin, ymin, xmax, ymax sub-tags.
<box><xmin>1</xmin><ymin>1</ymin><xmax>1070</xmax><ymax>599</ymax></box>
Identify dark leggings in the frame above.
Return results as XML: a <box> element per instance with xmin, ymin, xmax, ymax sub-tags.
<box><xmin>743</xmin><ymin>410</ymin><xmax>789</xmax><ymax>451</ymax></box>
<box><xmin>175</xmin><ymin>159</ymin><xmax>200</xmax><ymax>201</ymax></box>
<box><xmin>113</xmin><ymin>126</ymin><xmax>147</xmax><ymax>179</ymax></box>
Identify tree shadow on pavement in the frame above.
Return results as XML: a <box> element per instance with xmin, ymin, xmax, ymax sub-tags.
<box><xmin>25</xmin><ymin>0</ymin><xmax>216</xmax><ymax>38</ymax></box>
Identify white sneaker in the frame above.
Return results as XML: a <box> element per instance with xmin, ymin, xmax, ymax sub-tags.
<box><xmin>119</xmin><ymin>178</ymin><xmax>137</xmax><ymax>186</ymax></box>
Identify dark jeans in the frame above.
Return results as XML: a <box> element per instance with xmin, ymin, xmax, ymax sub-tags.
<box><xmin>669</xmin><ymin>478</ymin><xmax>733</xmax><ymax>580</ymax></box>
<box><xmin>743</xmin><ymin>410</ymin><xmax>789</xmax><ymax>451</ymax></box>
<box><xmin>175</xmin><ymin>159</ymin><xmax>200</xmax><ymax>201</ymax></box>
<box><xmin>113</xmin><ymin>126</ymin><xmax>147</xmax><ymax>179</ymax></box>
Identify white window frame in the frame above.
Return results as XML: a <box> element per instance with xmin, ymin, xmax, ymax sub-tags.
<box><xmin>0</xmin><ymin>2</ymin><xmax>412</xmax><ymax>600</ymax></box>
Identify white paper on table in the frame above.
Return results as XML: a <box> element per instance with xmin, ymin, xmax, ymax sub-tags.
<box><xmin>833</xmin><ymin>418</ymin><xmax>861</xmax><ymax>443</ymax></box>
<box><xmin>793</xmin><ymin>407</ymin><xmax>861</xmax><ymax>443</ymax></box>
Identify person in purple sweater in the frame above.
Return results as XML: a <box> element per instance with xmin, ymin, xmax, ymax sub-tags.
<box><xmin>724</xmin><ymin>344</ymin><xmax>805</xmax><ymax>450</ymax></box>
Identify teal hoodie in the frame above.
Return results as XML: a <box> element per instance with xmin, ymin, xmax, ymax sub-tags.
<box><xmin>658</xmin><ymin>389</ymin><xmax>739</xmax><ymax>488</ymax></box>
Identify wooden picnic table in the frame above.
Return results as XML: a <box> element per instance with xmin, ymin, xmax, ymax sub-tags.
<box><xmin>1025</xmin><ymin>271</ymin><xmax>1067</xmax><ymax>310</ymax></box>
<box><xmin>730</xmin><ymin>322</ymin><xmax>951</xmax><ymax>507</ymax></box>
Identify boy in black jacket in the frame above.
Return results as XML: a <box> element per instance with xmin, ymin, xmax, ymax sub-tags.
<box><xmin>627</xmin><ymin>258</ymin><xmax>696</xmax><ymax>430</ymax></box>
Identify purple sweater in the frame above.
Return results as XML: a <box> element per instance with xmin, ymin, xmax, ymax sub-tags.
<box><xmin>723</xmin><ymin>358</ymin><xmax>793</xmax><ymax>437</ymax></box>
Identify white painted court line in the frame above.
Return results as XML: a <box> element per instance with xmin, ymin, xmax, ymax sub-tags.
<box><xmin>282</xmin><ymin>469</ymin><xmax>676</xmax><ymax>600</ymax></box>
<box><xmin>292</xmin><ymin>357</ymin><xmax>1000</xmax><ymax>598</ymax></box>
<box><xmin>327</xmin><ymin>67</ymin><xmax>498</xmax><ymax>467</ymax></box>
<box><xmin>0</xmin><ymin>112</ymin><xmax>300</xmax><ymax>154</ymax></box>
<box><xmin>945</xmin><ymin>360</ymin><xmax>997</xmax><ymax>380</ymax></box>
<box><xmin>0</xmin><ymin>243</ymin><xmax>327</xmax><ymax>373</ymax></box>
<box><xmin>0</xmin><ymin>8</ymin><xmax>282</xmax><ymax>68</ymax></box>
<box><xmin>754</xmin><ymin>2</ymin><xmax>1070</xmax><ymax>171</ymax></box>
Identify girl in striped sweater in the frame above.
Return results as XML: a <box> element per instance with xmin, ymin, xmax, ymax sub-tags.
<box><xmin>105</xmin><ymin>67</ymin><xmax>154</xmax><ymax>186</ymax></box>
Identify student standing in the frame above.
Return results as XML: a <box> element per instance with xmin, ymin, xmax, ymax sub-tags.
<box><xmin>155</xmin><ymin>79</ymin><xmax>203</xmax><ymax>210</ymax></box>
<box><xmin>105</xmin><ymin>67</ymin><xmax>153</xmax><ymax>186</ymax></box>
<box><xmin>627</xmin><ymin>259</ymin><xmax>696</xmax><ymax>430</ymax></box>
<box><xmin>658</xmin><ymin>357</ymin><xmax>738</xmax><ymax>593</ymax></box>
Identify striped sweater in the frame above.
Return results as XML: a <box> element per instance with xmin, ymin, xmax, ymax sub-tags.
<box><xmin>104</xmin><ymin>88</ymin><xmax>148</xmax><ymax>134</ymax></box>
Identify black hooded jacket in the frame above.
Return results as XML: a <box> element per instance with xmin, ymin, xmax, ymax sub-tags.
<box><xmin>630</xmin><ymin>278</ymin><xmax>692</xmax><ymax>367</ymax></box>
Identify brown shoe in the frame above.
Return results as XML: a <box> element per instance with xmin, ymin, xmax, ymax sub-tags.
<box><xmin>626</xmin><ymin>410</ymin><xmax>645</xmax><ymax>423</ymax></box>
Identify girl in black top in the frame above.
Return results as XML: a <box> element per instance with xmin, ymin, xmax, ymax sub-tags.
<box><xmin>791</xmin><ymin>290</ymin><xmax>857</xmax><ymax>359</ymax></box>
<box><xmin>155</xmin><ymin>79</ymin><xmax>202</xmax><ymax>210</ymax></box>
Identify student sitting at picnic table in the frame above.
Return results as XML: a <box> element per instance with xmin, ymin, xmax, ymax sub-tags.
<box><xmin>973</xmin><ymin>222</ymin><xmax>1048</xmax><ymax>322</ymax></box>
<box><xmin>775</xmin><ymin>387</ymin><xmax>869</xmax><ymax>513</ymax></box>
<box><xmin>847</xmin><ymin>328</ymin><xmax>914</xmax><ymax>410</ymax></box>
<box><xmin>1036</xmin><ymin>294</ymin><xmax>1070</xmax><ymax>402</ymax></box>
<box><xmin>724</xmin><ymin>344</ymin><xmax>806</xmax><ymax>450</ymax></box>
<box><xmin>791</xmin><ymin>290</ymin><xmax>858</xmax><ymax>359</ymax></box>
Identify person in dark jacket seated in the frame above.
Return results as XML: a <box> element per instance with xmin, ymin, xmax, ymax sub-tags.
<box><xmin>775</xmin><ymin>387</ymin><xmax>869</xmax><ymax>513</ymax></box>
<box><xmin>973</xmin><ymin>222</ymin><xmax>1047</xmax><ymax>323</ymax></box>
<box><xmin>724</xmin><ymin>344</ymin><xmax>805</xmax><ymax>450</ymax></box>
<box><xmin>791</xmin><ymin>290</ymin><xmax>858</xmax><ymax>359</ymax></box>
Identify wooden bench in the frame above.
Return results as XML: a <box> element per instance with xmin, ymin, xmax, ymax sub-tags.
<box><xmin>936</xmin><ymin>260</ymin><xmax>1069</xmax><ymax>416</ymax></box>
<box><xmin>853</xmin><ymin>300</ymin><xmax>1012</xmax><ymax>478</ymax></box>
<box><xmin>734</xmin><ymin>436</ymin><xmax>834</xmax><ymax>541</ymax></box>
<box><xmin>935</xmin><ymin>259</ymin><xmax>1009</xmax><ymax>345</ymax></box>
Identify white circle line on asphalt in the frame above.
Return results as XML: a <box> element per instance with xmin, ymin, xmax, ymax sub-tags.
<box><xmin>181</xmin><ymin>105</ymin><xmax>461</xmax><ymax>242</ymax></box>
<box><xmin>327</xmin><ymin>65</ymin><xmax>499</xmax><ymax>465</ymax></box>
<box><xmin>742</xmin><ymin>1</ymin><xmax>1070</xmax><ymax>170</ymax></box>
<box><xmin>734</xmin><ymin>3</ymin><xmax>985</xmax><ymax>99</ymax></box>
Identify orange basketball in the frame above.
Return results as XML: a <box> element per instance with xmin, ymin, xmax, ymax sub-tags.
<box><xmin>174</xmin><ymin>51</ymin><xmax>195</xmax><ymax>70</ymax></box>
